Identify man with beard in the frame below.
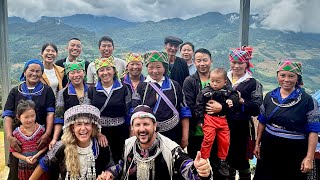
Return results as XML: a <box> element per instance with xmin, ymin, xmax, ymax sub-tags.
<box><xmin>97</xmin><ymin>105</ymin><xmax>213</xmax><ymax>180</ymax></box>
<box><xmin>87</xmin><ymin>36</ymin><xmax>126</xmax><ymax>85</ymax></box>
<box><xmin>55</xmin><ymin>38</ymin><xmax>90</xmax><ymax>87</ymax></box>
<box><xmin>183</xmin><ymin>48</ymin><xmax>226</xmax><ymax>179</ymax></box>
<box><xmin>164</xmin><ymin>36</ymin><xmax>190</xmax><ymax>87</ymax></box>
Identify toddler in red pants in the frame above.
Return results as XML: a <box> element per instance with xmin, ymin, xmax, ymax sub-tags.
<box><xmin>195</xmin><ymin>68</ymin><xmax>239</xmax><ymax>177</ymax></box>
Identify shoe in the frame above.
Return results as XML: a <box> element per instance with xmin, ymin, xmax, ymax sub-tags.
<box><xmin>217</xmin><ymin>159</ymin><xmax>230</xmax><ymax>177</ymax></box>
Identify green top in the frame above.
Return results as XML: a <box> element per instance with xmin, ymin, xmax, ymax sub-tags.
<box><xmin>201</xmin><ymin>80</ymin><xmax>210</xmax><ymax>89</ymax></box>
<box><xmin>194</xmin><ymin>80</ymin><xmax>210</xmax><ymax>136</ymax></box>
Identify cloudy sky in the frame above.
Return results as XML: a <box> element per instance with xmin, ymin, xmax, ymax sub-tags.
<box><xmin>7</xmin><ymin>0</ymin><xmax>320</xmax><ymax>33</ymax></box>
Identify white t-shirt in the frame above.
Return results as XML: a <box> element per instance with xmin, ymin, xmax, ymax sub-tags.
<box><xmin>44</xmin><ymin>68</ymin><xmax>59</xmax><ymax>96</ymax></box>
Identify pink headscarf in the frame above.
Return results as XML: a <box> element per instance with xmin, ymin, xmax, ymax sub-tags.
<box><xmin>229</xmin><ymin>46</ymin><xmax>254</xmax><ymax>74</ymax></box>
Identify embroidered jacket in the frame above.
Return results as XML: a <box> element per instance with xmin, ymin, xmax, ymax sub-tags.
<box><xmin>258</xmin><ymin>87</ymin><xmax>320</xmax><ymax>138</ymax></box>
<box><xmin>121</xmin><ymin>74</ymin><xmax>145</xmax><ymax>94</ymax></box>
<box><xmin>54</xmin><ymin>83</ymin><xmax>90</xmax><ymax>124</ymax></box>
<box><xmin>107</xmin><ymin>133</ymin><xmax>212</xmax><ymax>180</ymax></box>
<box><xmin>39</xmin><ymin>139</ymin><xmax>114</xmax><ymax>180</ymax></box>
<box><xmin>3</xmin><ymin>82</ymin><xmax>55</xmax><ymax>126</ymax></box>
<box><xmin>88</xmin><ymin>79</ymin><xmax>131</xmax><ymax>125</ymax></box>
<box><xmin>226</xmin><ymin>71</ymin><xmax>263</xmax><ymax>121</ymax></box>
<box><xmin>133</xmin><ymin>76</ymin><xmax>191</xmax><ymax>142</ymax></box>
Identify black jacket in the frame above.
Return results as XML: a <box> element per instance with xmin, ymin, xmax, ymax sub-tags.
<box><xmin>182</xmin><ymin>72</ymin><xmax>202</xmax><ymax>133</ymax></box>
<box><xmin>169</xmin><ymin>57</ymin><xmax>189</xmax><ymax>87</ymax></box>
<box><xmin>195</xmin><ymin>85</ymin><xmax>240</xmax><ymax>124</ymax></box>
<box><xmin>226</xmin><ymin>78</ymin><xmax>263</xmax><ymax>121</ymax></box>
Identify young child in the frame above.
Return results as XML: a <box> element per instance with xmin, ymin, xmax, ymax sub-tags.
<box><xmin>195</xmin><ymin>68</ymin><xmax>239</xmax><ymax>177</ymax></box>
<box><xmin>10</xmin><ymin>100</ymin><xmax>49</xmax><ymax>180</ymax></box>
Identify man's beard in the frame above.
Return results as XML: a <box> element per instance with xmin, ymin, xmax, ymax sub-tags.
<box><xmin>138</xmin><ymin>131</ymin><xmax>154</xmax><ymax>144</ymax></box>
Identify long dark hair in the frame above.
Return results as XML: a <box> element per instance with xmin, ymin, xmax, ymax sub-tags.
<box><xmin>41</xmin><ymin>43</ymin><xmax>58</xmax><ymax>54</ymax></box>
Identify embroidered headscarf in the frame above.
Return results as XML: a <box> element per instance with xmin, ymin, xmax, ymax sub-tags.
<box><xmin>94</xmin><ymin>56</ymin><xmax>118</xmax><ymax>80</ymax></box>
<box><xmin>20</xmin><ymin>59</ymin><xmax>44</xmax><ymax>81</ymax></box>
<box><xmin>65</xmin><ymin>60</ymin><xmax>85</xmax><ymax>74</ymax></box>
<box><xmin>121</xmin><ymin>53</ymin><xmax>144</xmax><ymax>78</ymax></box>
<box><xmin>94</xmin><ymin>56</ymin><xmax>115</xmax><ymax>71</ymax></box>
<box><xmin>63</xmin><ymin>104</ymin><xmax>101</xmax><ymax>132</ymax></box>
<box><xmin>131</xmin><ymin>105</ymin><xmax>156</xmax><ymax>125</ymax></box>
<box><xmin>229</xmin><ymin>46</ymin><xmax>254</xmax><ymax>74</ymax></box>
<box><xmin>277</xmin><ymin>60</ymin><xmax>303</xmax><ymax>86</ymax></box>
<box><xmin>144</xmin><ymin>51</ymin><xmax>169</xmax><ymax>65</ymax></box>
<box><xmin>126</xmin><ymin>53</ymin><xmax>143</xmax><ymax>64</ymax></box>
<box><xmin>277</xmin><ymin>60</ymin><xmax>302</xmax><ymax>76</ymax></box>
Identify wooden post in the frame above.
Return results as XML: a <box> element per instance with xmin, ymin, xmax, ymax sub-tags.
<box><xmin>239</xmin><ymin>0</ymin><xmax>250</xmax><ymax>47</ymax></box>
<box><xmin>0</xmin><ymin>0</ymin><xmax>11</xmax><ymax>164</ymax></box>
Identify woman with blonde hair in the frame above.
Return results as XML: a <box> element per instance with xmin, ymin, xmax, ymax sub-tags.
<box><xmin>29</xmin><ymin>104</ymin><xmax>114</xmax><ymax>180</ymax></box>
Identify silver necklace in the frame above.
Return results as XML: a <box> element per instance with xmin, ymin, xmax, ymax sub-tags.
<box><xmin>133</xmin><ymin>144</ymin><xmax>162</xmax><ymax>180</ymax></box>
<box><xmin>66</xmin><ymin>140</ymin><xmax>96</xmax><ymax>180</ymax></box>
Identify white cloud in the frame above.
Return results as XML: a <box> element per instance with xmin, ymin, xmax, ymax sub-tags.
<box><xmin>7</xmin><ymin>0</ymin><xmax>320</xmax><ymax>33</ymax></box>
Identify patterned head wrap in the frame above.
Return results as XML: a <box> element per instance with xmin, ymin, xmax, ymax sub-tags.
<box><xmin>277</xmin><ymin>60</ymin><xmax>302</xmax><ymax>75</ymax></box>
<box><xmin>143</xmin><ymin>51</ymin><xmax>168</xmax><ymax>65</ymax></box>
<box><xmin>94</xmin><ymin>56</ymin><xmax>115</xmax><ymax>71</ymax></box>
<box><xmin>63</xmin><ymin>104</ymin><xmax>102</xmax><ymax>132</ymax></box>
<box><xmin>20</xmin><ymin>59</ymin><xmax>44</xmax><ymax>81</ymax></box>
<box><xmin>229</xmin><ymin>46</ymin><xmax>254</xmax><ymax>74</ymax></box>
<box><xmin>65</xmin><ymin>60</ymin><xmax>85</xmax><ymax>74</ymax></box>
<box><xmin>126</xmin><ymin>53</ymin><xmax>143</xmax><ymax>64</ymax></box>
<box><xmin>130</xmin><ymin>105</ymin><xmax>156</xmax><ymax>125</ymax></box>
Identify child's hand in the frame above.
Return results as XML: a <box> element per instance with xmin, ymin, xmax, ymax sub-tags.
<box><xmin>226</xmin><ymin>99</ymin><xmax>233</xmax><ymax>108</ymax></box>
<box><xmin>237</xmin><ymin>91</ymin><xmax>245</xmax><ymax>104</ymax></box>
<box><xmin>25</xmin><ymin>156</ymin><xmax>37</xmax><ymax>165</ymax></box>
<box><xmin>29</xmin><ymin>155</ymin><xmax>38</xmax><ymax>163</ymax></box>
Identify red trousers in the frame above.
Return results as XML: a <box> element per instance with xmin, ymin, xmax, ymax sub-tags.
<box><xmin>200</xmin><ymin>114</ymin><xmax>230</xmax><ymax>159</ymax></box>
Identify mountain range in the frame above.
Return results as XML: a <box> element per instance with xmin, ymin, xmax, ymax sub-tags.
<box><xmin>7</xmin><ymin>12</ymin><xmax>320</xmax><ymax>93</ymax></box>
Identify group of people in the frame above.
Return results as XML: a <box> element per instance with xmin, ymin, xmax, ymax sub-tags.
<box><xmin>2</xmin><ymin>34</ymin><xmax>320</xmax><ymax>180</ymax></box>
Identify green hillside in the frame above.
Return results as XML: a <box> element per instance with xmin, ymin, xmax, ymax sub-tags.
<box><xmin>7</xmin><ymin>12</ymin><xmax>320</xmax><ymax>93</ymax></box>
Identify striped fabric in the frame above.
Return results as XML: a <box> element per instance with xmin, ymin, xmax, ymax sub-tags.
<box><xmin>229</xmin><ymin>46</ymin><xmax>253</xmax><ymax>63</ymax></box>
<box><xmin>65</xmin><ymin>60</ymin><xmax>85</xmax><ymax>74</ymax></box>
<box><xmin>125</xmin><ymin>53</ymin><xmax>143</xmax><ymax>64</ymax></box>
<box><xmin>10</xmin><ymin>124</ymin><xmax>48</xmax><ymax>180</ymax></box>
<box><xmin>94</xmin><ymin>56</ymin><xmax>115</xmax><ymax>71</ymax></box>
<box><xmin>229</xmin><ymin>46</ymin><xmax>254</xmax><ymax>74</ymax></box>
<box><xmin>277</xmin><ymin>60</ymin><xmax>302</xmax><ymax>75</ymax></box>
<box><xmin>144</xmin><ymin>51</ymin><xmax>168</xmax><ymax>65</ymax></box>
